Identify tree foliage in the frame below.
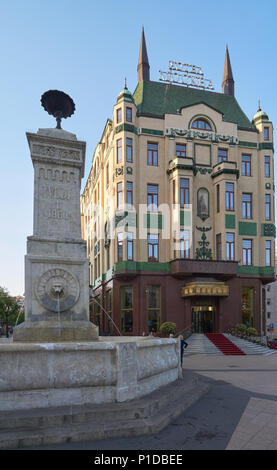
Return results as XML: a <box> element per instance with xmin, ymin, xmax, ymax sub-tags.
<box><xmin>0</xmin><ymin>286</ymin><xmax>23</xmax><ymax>328</ymax></box>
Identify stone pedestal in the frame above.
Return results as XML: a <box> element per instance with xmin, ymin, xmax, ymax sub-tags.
<box><xmin>13</xmin><ymin>128</ymin><xmax>98</xmax><ymax>342</ymax></box>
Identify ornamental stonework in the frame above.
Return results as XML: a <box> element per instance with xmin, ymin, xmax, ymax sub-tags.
<box><xmin>33</xmin><ymin>144</ymin><xmax>80</xmax><ymax>161</ymax></box>
<box><xmin>36</xmin><ymin>268</ymin><xmax>80</xmax><ymax>312</ymax></box>
<box><xmin>166</xmin><ymin>127</ymin><xmax>238</xmax><ymax>144</ymax></box>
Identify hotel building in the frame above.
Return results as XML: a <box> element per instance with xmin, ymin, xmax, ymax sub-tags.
<box><xmin>81</xmin><ymin>29</ymin><xmax>275</xmax><ymax>336</ymax></box>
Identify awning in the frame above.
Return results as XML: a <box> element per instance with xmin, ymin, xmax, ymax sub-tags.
<box><xmin>181</xmin><ymin>282</ymin><xmax>229</xmax><ymax>297</ymax></box>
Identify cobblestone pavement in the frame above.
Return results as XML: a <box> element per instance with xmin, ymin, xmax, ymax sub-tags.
<box><xmin>20</xmin><ymin>354</ymin><xmax>277</xmax><ymax>450</ymax></box>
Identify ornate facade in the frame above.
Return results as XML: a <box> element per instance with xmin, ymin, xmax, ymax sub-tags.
<box><xmin>81</xmin><ymin>29</ymin><xmax>275</xmax><ymax>336</ymax></box>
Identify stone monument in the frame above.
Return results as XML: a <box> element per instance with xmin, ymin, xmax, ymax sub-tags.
<box><xmin>13</xmin><ymin>90</ymin><xmax>98</xmax><ymax>342</ymax></box>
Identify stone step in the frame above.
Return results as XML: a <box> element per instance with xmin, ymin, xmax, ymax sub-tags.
<box><xmin>0</xmin><ymin>373</ymin><xmax>209</xmax><ymax>449</ymax></box>
<box><xmin>0</xmin><ymin>374</ymin><xmax>197</xmax><ymax>431</ymax></box>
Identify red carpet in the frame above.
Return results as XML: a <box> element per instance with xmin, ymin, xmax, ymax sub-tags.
<box><xmin>205</xmin><ymin>333</ymin><xmax>246</xmax><ymax>355</ymax></box>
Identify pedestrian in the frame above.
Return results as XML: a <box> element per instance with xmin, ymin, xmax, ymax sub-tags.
<box><xmin>178</xmin><ymin>335</ymin><xmax>188</xmax><ymax>366</ymax></box>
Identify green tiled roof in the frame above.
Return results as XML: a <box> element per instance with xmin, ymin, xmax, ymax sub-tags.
<box><xmin>133</xmin><ymin>81</ymin><xmax>254</xmax><ymax>129</ymax></box>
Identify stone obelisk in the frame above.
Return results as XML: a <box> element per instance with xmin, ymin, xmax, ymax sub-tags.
<box><xmin>14</xmin><ymin>91</ymin><xmax>98</xmax><ymax>342</ymax></box>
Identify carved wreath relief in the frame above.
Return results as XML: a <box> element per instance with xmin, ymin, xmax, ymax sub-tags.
<box><xmin>36</xmin><ymin>268</ymin><xmax>80</xmax><ymax>312</ymax></box>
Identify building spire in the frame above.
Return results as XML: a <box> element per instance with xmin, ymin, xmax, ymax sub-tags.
<box><xmin>137</xmin><ymin>26</ymin><xmax>150</xmax><ymax>83</ymax></box>
<box><xmin>222</xmin><ymin>45</ymin><xmax>234</xmax><ymax>96</ymax></box>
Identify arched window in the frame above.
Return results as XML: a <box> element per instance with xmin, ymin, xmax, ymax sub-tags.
<box><xmin>191</xmin><ymin>118</ymin><xmax>212</xmax><ymax>131</ymax></box>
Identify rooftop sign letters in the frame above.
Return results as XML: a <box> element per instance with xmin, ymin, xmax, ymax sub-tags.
<box><xmin>159</xmin><ymin>60</ymin><xmax>214</xmax><ymax>90</ymax></box>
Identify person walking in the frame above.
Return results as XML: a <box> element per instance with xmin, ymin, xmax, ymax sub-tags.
<box><xmin>178</xmin><ymin>335</ymin><xmax>188</xmax><ymax>366</ymax></box>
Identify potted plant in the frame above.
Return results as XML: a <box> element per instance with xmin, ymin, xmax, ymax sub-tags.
<box><xmin>159</xmin><ymin>322</ymin><xmax>176</xmax><ymax>337</ymax></box>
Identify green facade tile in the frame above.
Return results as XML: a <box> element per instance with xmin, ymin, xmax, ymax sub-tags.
<box><xmin>114</xmin><ymin>123</ymin><xmax>138</xmax><ymax>135</ymax></box>
<box><xmin>144</xmin><ymin>213</ymin><xmax>163</xmax><ymax>229</ymax></box>
<box><xmin>259</xmin><ymin>142</ymin><xmax>274</xmax><ymax>151</ymax></box>
<box><xmin>114</xmin><ymin>211</ymin><xmax>136</xmax><ymax>228</ymax></box>
<box><xmin>238</xmin><ymin>221</ymin><xmax>257</xmax><ymax>236</ymax></box>
<box><xmin>238</xmin><ymin>141</ymin><xmax>257</xmax><ymax>148</ymax></box>
<box><xmin>225</xmin><ymin>214</ymin><xmax>236</xmax><ymax>229</ymax></box>
<box><xmin>261</xmin><ymin>223</ymin><xmax>276</xmax><ymax>237</ymax></box>
<box><xmin>180</xmin><ymin>210</ymin><xmax>192</xmax><ymax>227</ymax></box>
<box><xmin>141</xmin><ymin>128</ymin><xmax>163</xmax><ymax>136</ymax></box>
<box><xmin>237</xmin><ymin>266</ymin><xmax>275</xmax><ymax>276</ymax></box>
<box><xmin>114</xmin><ymin>261</ymin><xmax>170</xmax><ymax>273</ymax></box>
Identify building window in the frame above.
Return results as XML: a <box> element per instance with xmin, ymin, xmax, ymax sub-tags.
<box><xmin>216</xmin><ymin>184</ymin><xmax>220</xmax><ymax>213</ymax></box>
<box><xmin>216</xmin><ymin>234</ymin><xmax>222</xmax><ymax>260</ymax></box>
<box><xmin>180</xmin><ymin>229</ymin><xmax>190</xmax><ymax>259</ymax></box>
<box><xmin>242</xmin><ymin>193</ymin><xmax>252</xmax><ymax>219</ymax></box>
<box><xmin>226</xmin><ymin>232</ymin><xmax>235</xmax><ymax>261</ymax></box>
<box><xmin>180</xmin><ymin>178</ymin><xmax>189</xmax><ymax>207</ymax></box>
<box><xmin>126</xmin><ymin>138</ymin><xmax>133</xmax><ymax>163</ymax></box>
<box><xmin>126</xmin><ymin>181</ymin><xmax>133</xmax><ymax>207</ymax></box>
<box><xmin>264</xmin><ymin>127</ymin><xmax>269</xmax><ymax>141</ymax></box>
<box><xmin>242</xmin><ymin>154</ymin><xmax>251</xmax><ymax>176</ymax></box>
<box><xmin>117</xmin><ymin>182</ymin><xmax>123</xmax><ymax>209</ymax></box>
<box><xmin>106</xmin><ymin>163</ymin><xmax>109</xmax><ymax>187</ymax></box>
<box><xmin>127</xmin><ymin>232</ymin><xmax>134</xmax><ymax>261</ymax></box>
<box><xmin>218</xmin><ymin>148</ymin><xmax>228</xmax><ymax>163</ymax></box>
<box><xmin>148</xmin><ymin>234</ymin><xmax>159</xmax><ymax>262</ymax></box>
<box><xmin>173</xmin><ymin>180</ymin><xmax>176</xmax><ymax>204</ymax></box>
<box><xmin>266</xmin><ymin>240</ymin><xmax>271</xmax><ymax>266</ymax></box>
<box><xmin>176</xmin><ymin>143</ymin><xmax>186</xmax><ymax>157</ymax></box>
<box><xmin>147</xmin><ymin>184</ymin><xmax>158</xmax><ymax>212</ymax></box>
<box><xmin>116</xmin><ymin>139</ymin><xmax>122</xmax><ymax>163</ymax></box>
<box><xmin>117</xmin><ymin>232</ymin><xmax>123</xmax><ymax>261</ymax></box>
<box><xmin>147</xmin><ymin>286</ymin><xmax>161</xmax><ymax>333</ymax></box>
<box><xmin>242</xmin><ymin>239</ymin><xmax>252</xmax><ymax>265</ymax></box>
<box><xmin>106</xmin><ymin>290</ymin><xmax>113</xmax><ymax>334</ymax></box>
<box><xmin>264</xmin><ymin>156</ymin><xmax>270</xmax><ymax>178</ymax></box>
<box><xmin>147</xmin><ymin>142</ymin><xmax>158</xmax><ymax>166</ymax></box>
<box><xmin>265</xmin><ymin>194</ymin><xmax>271</xmax><ymax>221</ymax></box>
<box><xmin>225</xmin><ymin>182</ymin><xmax>234</xmax><ymax>211</ymax></box>
<box><xmin>120</xmin><ymin>286</ymin><xmax>133</xmax><ymax>333</ymax></box>
<box><xmin>91</xmin><ymin>295</ymin><xmax>101</xmax><ymax>327</ymax></box>
<box><xmin>174</xmin><ymin>230</ymin><xmax>190</xmax><ymax>259</ymax></box>
<box><xmin>191</xmin><ymin>118</ymin><xmax>212</xmax><ymax>131</ymax></box>
<box><xmin>241</xmin><ymin>287</ymin><xmax>254</xmax><ymax>327</ymax></box>
<box><xmin>116</xmin><ymin>108</ymin><xmax>122</xmax><ymax>124</ymax></box>
<box><xmin>126</xmin><ymin>107</ymin><xmax>132</xmax><ymax>122</ymax></box>
<box><xmin>106</xmin><ymin>243</ymin><xmax>110</xmax><ymax>271</ymax></box>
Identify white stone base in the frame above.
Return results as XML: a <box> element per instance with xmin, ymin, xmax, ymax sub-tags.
<box><xmin>0</xmin><ymin>337</ymin><xmax>182</xmax><ymax>411</ymax></box>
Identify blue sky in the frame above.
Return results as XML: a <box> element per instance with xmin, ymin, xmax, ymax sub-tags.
<box><xmin>0</xmin><ymin>0</ymin><xmax>276</xmax><ymax>295</ymax></box>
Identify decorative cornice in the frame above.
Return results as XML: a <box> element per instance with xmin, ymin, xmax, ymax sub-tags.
<box><xmin>166</xmin><ymin>127</ymin><xmax>238</xmax><ymax>144</ymax></box>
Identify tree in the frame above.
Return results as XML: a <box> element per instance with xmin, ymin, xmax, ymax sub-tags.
<box><xmin>0</xmin><ymin>287</ymin><xmax>22</xmax><ymax>337</ymax></box>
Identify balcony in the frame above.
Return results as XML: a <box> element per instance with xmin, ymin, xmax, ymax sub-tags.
<box><xmin>167</xmin><ymin>156</ymin><xmax>194</xmax><ymax>175</ymax></box>
<box><xmin>211</xmin><ymin>161</ymin><xmax>239</xmax><ymax>179</ymax></box>
<box><xmin>170</xmin><ymin>258</ymin><xmax>238</xmax><ymax>280</ymax></box>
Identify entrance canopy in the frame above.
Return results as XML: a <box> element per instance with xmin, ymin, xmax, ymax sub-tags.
<box><xmin>181</xmin><ymin>281</ymin><xmax>229</xmax><ymax>297</ymax></box>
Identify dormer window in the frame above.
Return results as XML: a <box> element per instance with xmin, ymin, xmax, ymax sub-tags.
<box><xmin>191</xmin><ymin>118</ymin><xmax>212</xmax><ymax>131</ymax></box>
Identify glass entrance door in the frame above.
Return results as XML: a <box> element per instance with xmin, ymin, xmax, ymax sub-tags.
<box><xmin>192</xmin><ymin>306</ymin><xmax>215</xmax><ymax>333</ymax></box>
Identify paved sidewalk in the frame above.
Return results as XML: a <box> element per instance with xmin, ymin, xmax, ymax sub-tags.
<box><xmin>226</xmin><ymin>397</ymin><xmax>277</xmax><ymax>450</ymax></box>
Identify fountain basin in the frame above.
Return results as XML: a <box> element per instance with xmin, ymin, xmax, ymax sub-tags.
<box><xmin>0</xmin><ymin>337</ymin><xmax>181</xmax><ymax>411</ymax></box>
